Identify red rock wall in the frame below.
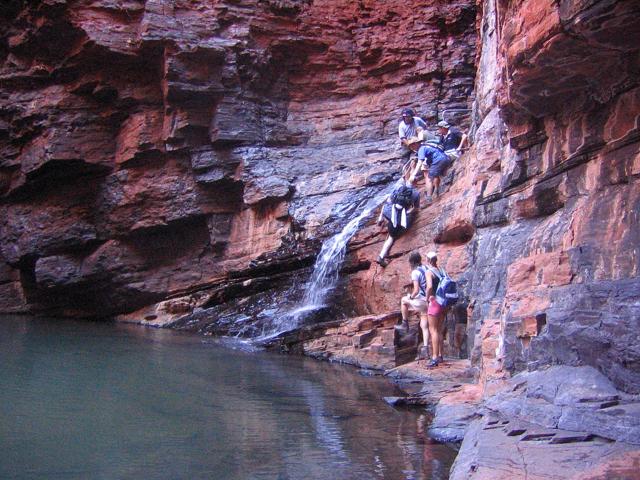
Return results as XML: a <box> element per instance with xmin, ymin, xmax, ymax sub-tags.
<box><xmin>2</xmin><ymin>0</ymin><xmax>638</xmax><ymax>395</ymax></box>
<box><xmin>0</xmin><ymin>0</ymin><xmax>476</xmax><ymax>320</ymax></box>
<box><xmin>344</xmin><ymin>0</ymin><xmax>640</xmax><ymax>393</ymax></box>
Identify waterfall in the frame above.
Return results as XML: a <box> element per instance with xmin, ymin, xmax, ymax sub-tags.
<box><xmin>255</xmin><ymin>180</ymin><xmax>400</xmax><ymax>340</ymax></box>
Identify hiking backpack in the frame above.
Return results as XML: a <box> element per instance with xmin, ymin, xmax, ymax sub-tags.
<box><xmin>391</xmin><ymin>185</ymin><xmax>414</xmax><ymax>209</ymax></box>
<box><xmin>427</xmin><ymin>266</ymin><xmax>459</xmax><ymax>307</ymax></box>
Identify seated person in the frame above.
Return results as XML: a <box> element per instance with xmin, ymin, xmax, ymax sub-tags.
<box><xmin>398</xmin><ymin>108</ymin><xmax>427</xmax><ymax>168</ymax></box>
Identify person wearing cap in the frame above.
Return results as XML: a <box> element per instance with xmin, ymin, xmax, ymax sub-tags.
<box><xmin>437</xmin><ymin>120</ymin><xmax>468</xmax><ymax>162</ymax></box>
<box><xmin>424</xmin><ymin>250</ymin><xmax>447</xmax><ymax>368</ymax></box>
<box><xmin>398</xmin><ymin>108</ymin><xmax>427</xmax><ymax>166</ymax></box>
<box><xmin>415</xmin><ymin>140</ymin><xmax>450</xmax><ymax>202</ymax></box>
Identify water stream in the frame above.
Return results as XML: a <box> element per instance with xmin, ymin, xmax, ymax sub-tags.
<box><xmin>258</xmin><ymin>181</ymin><xmax>400</xmax><ymax>339</ymax></box>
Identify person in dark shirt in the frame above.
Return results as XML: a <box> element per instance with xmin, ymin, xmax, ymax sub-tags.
<box><xmin>375</xmin><ymin>179</ymin><xmax>420</xmax><ymax>267</ymax></box>
<box><xmin>437</xmin><ymin>120</ymin><xmax>468</xmax><ymax>162</ymax></box>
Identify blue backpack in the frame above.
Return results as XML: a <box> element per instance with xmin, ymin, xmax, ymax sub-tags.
<box><xmin>428</xmin><ymin>267</ymin><xmax>459</xmax><ymax>307</ymax></box>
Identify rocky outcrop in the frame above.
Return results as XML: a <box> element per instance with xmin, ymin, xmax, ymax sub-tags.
<box><xmin>339</xmin><ymin>0</ymin><xmax>640</xmax><ymax>396</ymax></box>
<box><xmin>0</xmin><ymin>0</ymin><xmax>476</xmax><ymax>325</ymax></box>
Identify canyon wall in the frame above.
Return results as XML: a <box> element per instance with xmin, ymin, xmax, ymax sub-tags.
<box><xmin>1</xmin><ymin>0</ymin><xmax>639</xmax><ymax>400</ymax></box>
<box><xmin>0</xmin><ymin>0</ymin><xmax>476</xmax><ymax>331</ymax></box>
<box><xmin>344</xmin><ymin>0</ymin><xmax>640</xmax><ymax>394</ymax></box>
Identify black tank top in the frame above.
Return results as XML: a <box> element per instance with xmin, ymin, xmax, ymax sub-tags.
<box><xmin>429</xmin><ymin>267</ymin><xmax>441</xmax><ymax>294</ymax></box>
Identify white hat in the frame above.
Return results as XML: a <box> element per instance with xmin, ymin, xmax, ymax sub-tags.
<box><xmin>426</xmin><ymin>251</ymin><xmax>437</xmax><ymax>259</ymax></box>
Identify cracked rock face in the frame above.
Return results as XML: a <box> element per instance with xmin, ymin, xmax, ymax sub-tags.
<box><xmin>0</xmin><ymin>0</ymin><xmax>476</xmax><ymax>324</ymax></box>
<box><xmin>1</xmin><ymin>0</ymin><xmax>639</xmax><ymax>400</ymax></box>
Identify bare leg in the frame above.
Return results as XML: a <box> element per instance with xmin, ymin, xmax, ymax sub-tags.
<box><xmin>424</xmin><ymin>170</ymin><xmax>433</xmax><ymax>196</ymax></box>
<box><xmin>399</xmin><ymin>296</ymin><xmax>411</xmax><ymax>330</ymax></box>
<box><xmin>438</xmin><ymin>312</ymin><xmax>446</xmax><ymax>359</ymax></box>
<box><xmin>379</xmin><ymin>235</ymin><xmax>394</xmax><ymax>259</ymax></box>
<box><xmin>428</xmin><ymin>314</ymin><xmax>441</xmax><ymax>360</ymax></box>
<box><xmin>433</xmin><ymin>176</ymin><xmax>441</xmax><ymax>196</ymax></box>
<box><xmin>410</xmin><ymin>160</ymin><xmax>423</xmax><ymax>183</ymax></box>
<box><xmin>400</xmin><ymin>296</ymin><xmax>410</xmax><ymax>321</ymax></box>
<box><xmin>420</xmin><ymin>314</ymin><xmax>430</xmax><ymax>354</ymax></box>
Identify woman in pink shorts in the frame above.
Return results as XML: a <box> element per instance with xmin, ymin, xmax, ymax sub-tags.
<box><xmin>425</xmin><ymin>251</ymin><xmax>446</xmax><ymax>368</ymax></box>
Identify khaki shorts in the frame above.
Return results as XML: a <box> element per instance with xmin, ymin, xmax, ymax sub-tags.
<box><xmin>403</xmin><ymin>295</ymin><xmax>428</xmax><ymax>313</ymax></box>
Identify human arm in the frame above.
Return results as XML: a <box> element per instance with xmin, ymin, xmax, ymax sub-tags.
<box><xmin>407</xmin><ymin>189</ymin><xmax>420</xmax><ymax>213</ymax></box>
<box><xmin>426</xmin><ymin>271</ymin><xmax>435</xmax><ymax>302</ymax></box>
<box><xmin>409</xmin><ymin>278</ymin><xmax>421</xmax><ymax>299</ymax></box>
<box><xmin>376</xmin><ymin>196</ymin><xmax>390</xmax><ymax>225</ymax></box>
<box><xmin>457</xmin><ymin>133</ymin><xmax>468</xmax><ymax>151</ymax></box>
<box><xmin>376</xmin><ymin>205</ymin><xmax>384</xmax><ymax>225</ymax></box>
<box><xmin>399</xmin><ymin>122</ymin><xmax>408</xmax><ymax>146</ymax></box>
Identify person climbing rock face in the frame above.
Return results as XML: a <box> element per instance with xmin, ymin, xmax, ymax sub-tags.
<box><xmin>397</xmin><ymin>251</ymin><xmax>430</xmax><ymax>359</ymax></box>
<box><xmin>424</xmin><ymin>251</ymin><xmax>448</xmax><ymax>368</ymax></box>
<box><xmin>437</xmin><ymin>120</ymin><xmax>468</xmax><ymax>162</ymax></box>
<box><xmin>415</xmin><ymin>140</ymin><xmax>450</xmax><ymax>202</ymax></box>
<box><xmin>398</xmin><ymin>108</ymin><xmax>427</xmax><ymax>167</ymax></box>
<box><xmin>375</xmin><ymin>178</ymin><xmax>420</xmax><ymax>267</ymax></box>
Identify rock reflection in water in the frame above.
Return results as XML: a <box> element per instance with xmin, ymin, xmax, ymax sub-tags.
<box><xmin>0</xmin><ymin>316</ymin><xmax>456</xmax><ymax>480</ymax></box>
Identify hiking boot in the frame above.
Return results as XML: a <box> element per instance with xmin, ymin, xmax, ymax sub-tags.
<box><xmin>426</xmin><ymin>358</ymin><xmax>439</xmax><ymax>368</ymax></box>
<box><xmin>437</xmin><ymin>355</ymin><xmax>444</xmax><ymax>364</ymax></box>
<box><xmin>375</xmin><ymin>256</ymin><xmax>388</xmax><ymax>268</ymax></box>
<box><xmin>395</xmin><ymin>318</ymin><xmax>410</xmax><ymax>332</ymax></box>
<box><xmin>415</xmin><ymin>346</ymin><xmax>429</xmax><ymax>360</ymax></box>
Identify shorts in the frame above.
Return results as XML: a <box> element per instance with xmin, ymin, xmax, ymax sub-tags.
<box><xmin>386</xmin><ymin>219</ymin><xmax>407</xmax><ymax>239</ymax></box>
<box><xmin>428</xmin><ymin>159</ymin><xmax>451</xmax><ymax>179</ymax></box>
<box><xmin>404</xmin><ymin>295</ymin><xmax>428</xmax><ymax>313</ymax></box>
<box><xmin>428</xmin><ymin>298</ymin><xmax>445</xmax><ymax>316</ymax></box>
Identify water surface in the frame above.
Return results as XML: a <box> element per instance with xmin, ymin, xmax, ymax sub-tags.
<box><xmin>0</xmin><ymin>316</ymin><xmax>456</xmax><ymax>479</ymax></box>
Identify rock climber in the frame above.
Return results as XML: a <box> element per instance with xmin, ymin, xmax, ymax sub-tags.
<box><xmin>398</xmin><ymin>108</ymin><xmax>427</xmax><ymax>170</ymax></box>
<box><xmin>415</xmin><ymin>141</ymin><xmax>451</xmax><ymax>202</ymax></box>
<box><xmin>375</xmin><ymin>176</ymin><xmax>420</xmax><ymax>267</ymax></box>
<box><xmin>424</xmin><ymin>250</ymin><xmax>448</xmax><ymax>368</ymax></box>
<box><xmin>437</xmin><ymin>120</ymin><xmax>468</xmax><ymax>162</ymax></box>
<box><xmin>398</xmin><ymin>251</ymin><xmax>430</xmax><ymax>359</ymax></box>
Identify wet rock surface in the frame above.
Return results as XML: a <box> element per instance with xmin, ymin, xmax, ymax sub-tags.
<box><xmin>2</xmin><ymin>1</ymin><xmax>640</xmax><ymax>478</ymax></box>
<box><xmin>0</xmin><ymin>0</ymin><xmax>476</xmax><ymax>321</ymax></box>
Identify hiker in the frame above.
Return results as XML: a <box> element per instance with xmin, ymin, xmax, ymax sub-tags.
<box><xmin>437</xmin><ymin>120</ymin><xmax>468</xmax><ymax>162</ymax></box>
<box><xmin>424</xmin><ymin>251</ymin><xmax>448</xmax><ymax>368</ymax></box>
<box><xmin>415</xmin><ymin>141</ymin><xmax>450</xmax><ymax>202</ymax></box>
<box><xmin>398</xmin><ymin>251</ymin><xmax>430</xmax><ymax>358</ymax></box>
<box><xmin>375</xmin><ymin>178</ymin><xmax>420</xmax><ymax>267</ymax></box>
<box><xmin>398</xmin><ymin>108</ymin><xmax>427</xmax><ymax>168</ymax></box>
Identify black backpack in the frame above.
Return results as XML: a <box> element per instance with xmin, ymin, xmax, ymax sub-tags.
<box><xmin>391</xmin><ymin>186</ymin><xmax>414</xmax><ymax>209</ymax></box>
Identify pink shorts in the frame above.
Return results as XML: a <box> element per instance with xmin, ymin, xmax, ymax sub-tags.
<box><xmin>428</xmin><ymin>298</ymin><xmax>444</xmax><ymax>316</ymax></box>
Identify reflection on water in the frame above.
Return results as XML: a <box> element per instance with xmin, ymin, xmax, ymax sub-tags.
<box><xmin>0</xmin><ymin>316</ymin><xmax>456</xmax><ymax>479</ymax></box>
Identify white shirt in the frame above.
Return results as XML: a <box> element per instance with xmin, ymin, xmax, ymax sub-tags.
<box><xmin>411</xmin><ymin>266</ymin><xmax>428</xmax><ymax>297</ymax></box>
<box><xmin>398</xmin><ymin>116</ymin><xmax>427</xmax><ymax>139</ymax></box>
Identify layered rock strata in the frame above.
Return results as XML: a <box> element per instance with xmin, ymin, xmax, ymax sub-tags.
<box><xmin>2</xmin><ymin>0</ymin><xmax>640</xmax><ymax>477</ymax></box>
<box><xmin>0</xmin><ymin>0</ymin><xmax>477</xmax><ymax>334</ymax></box>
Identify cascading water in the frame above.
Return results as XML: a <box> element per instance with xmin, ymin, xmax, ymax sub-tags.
<box><xmin>255</xmin><ymin>180</ymin><xmax>401</xmax><ymax>340</ymax></box>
